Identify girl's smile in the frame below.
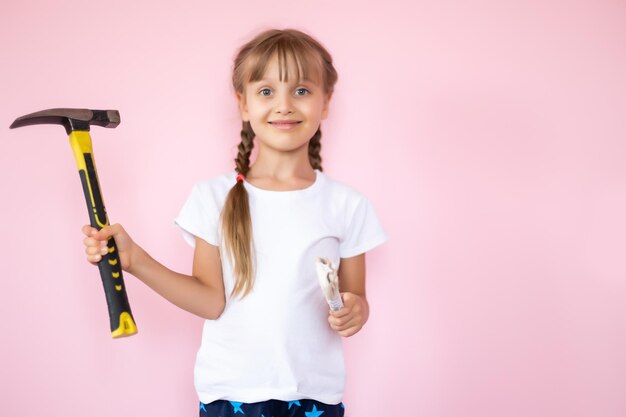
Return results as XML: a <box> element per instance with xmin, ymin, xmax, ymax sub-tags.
<box><xmin>269</xmin><ymin>120</ymin><xmax>303</xmax><ymax>130</ymax></box>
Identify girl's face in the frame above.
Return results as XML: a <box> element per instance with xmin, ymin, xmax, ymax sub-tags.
<box><xmin>237</xmin><ymin>55</ymin><xmax>330</xmax><ymax>154</ymax></box>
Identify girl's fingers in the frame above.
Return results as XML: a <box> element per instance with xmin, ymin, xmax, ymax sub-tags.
<box><xmin>83</xmin><ymin>226</ymin><xmax>109</xmax><ymax>264</ymax></box>
<box><xmin>86</xmin><ymin>245</ymin><xmax>109</xmax><ymax>256</ymax></box>
<box><xmin>81</xmin><ymin>225</ymin><xmax>115</xmax><ymax>265</ymax></box>
<box><xmin>338</xmin><ymin>327</ymin><xmax>359</xmax><ymax>338</ymax></box>
<box><xmin>97</xmin><ymin>224</ymin><xmax>121</xmax><ymax>240</ymax></box>
<box><xmin>331</xmin><ymin>315</ymin><xmax>361</xmax><ymax>334</ymax></box>
<box><xmin>341</xmin><ymin>317</ymin><xmax>359</xmax><ymax>331</ymax></box>
<box><xmin>328</xmin><ymin>313</ymin><xmax>347</xmax><ymax>327</ymax></box>
<box><xmin>88</xmin><ymin>244</ymin><xmax>109</xmax><ymax>262</ymax></box>
<box><xmin>331</xmin><ymin>320</ymin><xmax>359</xmax><ymax>333</ymax></box>
<box><xmin>328</xmin><ymin>314</ymin><xmax>360</xmax><ymax>330</ymax></box>
<box><xmin>82</xmin><ymin>224</ymin><xmax>115</xmax><ymax>241</ymax></box>
<box><xmin>329</xmin><ymin>307</ymin><xmax>351</xmax><ymax>318</ymax></box>
<box><xmin>83</xmin><ymin>236</ymin><xmax>109</xmax><ymax>250</ymax></box>
<box><xmin>89</xmin><ymin>254</ymin><xmax>102</xmax><ymax>263</ymax></box>
<box><xmin>82</xmin><ymin>225</ymin><xmax>98</xmax><ymax>237</ymax></box>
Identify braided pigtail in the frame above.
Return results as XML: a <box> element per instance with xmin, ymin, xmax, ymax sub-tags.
<box><xmin>308</xmin><ymin>126</ymin><xmax>324</xmax><ymax>172</ymax></box>
<box><xmin>220</xmin><ymin>121</ymin><xmax>256</xmax><ymax>299</ymax></box>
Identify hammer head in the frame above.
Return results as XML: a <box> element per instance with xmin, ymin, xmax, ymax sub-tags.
<box><xmin>10</xmin><ymin>108</ymin><xmax>120</xmax><ymax>135</ymax></box>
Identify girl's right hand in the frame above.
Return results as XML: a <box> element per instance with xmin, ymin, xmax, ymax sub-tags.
<box><xmin>82</xmin><ymin>223</ymin><xmax>136</xmax><ymax>273</ymax></box>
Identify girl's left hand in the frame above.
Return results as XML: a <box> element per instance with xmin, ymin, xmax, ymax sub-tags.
<box><xmin>328</xmin><ymin>292</ymin><xmax>368</xmax><ymax>337</ymax></box>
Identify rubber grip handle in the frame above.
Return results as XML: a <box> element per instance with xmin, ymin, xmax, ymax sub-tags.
<box><xmin>70</xmin><ymin>131</ymin><xmax>137</xmax><ymax>338</ymax></box>
<box><xmin>95</xmin><ymin>234</ymin><xmax>137</xmax><ymax>338</ymax></box>
<box><xmin>78</xmin><ymin>162</ymin><xmax>137</xmax><ymax>338</ymax></box>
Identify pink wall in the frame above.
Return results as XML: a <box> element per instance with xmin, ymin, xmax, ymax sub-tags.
<box><xmin>1</xmin><ymin>1</ymin><xmax>625</xmax><ymax>416</ymax></box>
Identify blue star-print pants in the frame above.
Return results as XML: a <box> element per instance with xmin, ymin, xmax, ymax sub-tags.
<box><xmin>199</xmin><ymin>399</ymin><xmax>345</xmax><ymax>417</ymax></box>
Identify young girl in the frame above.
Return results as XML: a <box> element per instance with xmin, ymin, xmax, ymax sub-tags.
<box><xmin>82</xmin><ymin>28</ymin><xmax>388</xmax><ymax>417</ymax></box>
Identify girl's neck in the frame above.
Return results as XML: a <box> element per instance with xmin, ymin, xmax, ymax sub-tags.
<box><xmin>247</xmin><ymin>144</ymin><xmax>313</xmax><ymax>180</ymax></box>
<box><xmin>245</xmin><ymin>164</ymin><xmax>317</xmax><ymax>192</ymax></box>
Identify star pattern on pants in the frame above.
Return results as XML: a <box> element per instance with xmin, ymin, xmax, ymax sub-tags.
<box><xmin>288</xmin><ymin>400</ymin><xmax>301</xmax><ymax>409</ymax></box>
<box><xmin>304</xmin><ymin>404</ymin><xmax>325</xmax><ymax>417</ymax></box>
<box><xmin>230</xmin><ymin>401</ymin><xmax>245</xmax><ymax>414</ymax></box>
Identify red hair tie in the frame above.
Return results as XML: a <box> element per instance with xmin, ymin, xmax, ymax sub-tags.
<box><xmin>236</xmin><ymin>173</ymin><xmax>245</xmax><ymax>183</ymax></box>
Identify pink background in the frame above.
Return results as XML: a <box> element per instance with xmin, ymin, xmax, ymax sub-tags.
<box><xmin>1</xmin><ymin>1</ymin><xmax>625</xmax><ymax>416</ymax></box>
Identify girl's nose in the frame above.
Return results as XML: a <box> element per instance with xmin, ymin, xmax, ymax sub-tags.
<box><xmin>275</xmin><ymin>91</ymin><xmax>294</xmax><ymax>114</ymax></box>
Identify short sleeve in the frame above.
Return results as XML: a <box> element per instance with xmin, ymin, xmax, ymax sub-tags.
<box><xmin>339</xmin><ymin>195</ymin><xmax>388</xmax><ymax>258</ymax></box>
<box><xmin>174</xmin><ymin>183</ymin><xmax>220</xmax><ymax>248</ymax></box>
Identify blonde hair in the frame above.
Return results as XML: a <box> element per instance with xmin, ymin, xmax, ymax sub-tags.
<box><xmin>220</xmin><ymin>28</ymin><xmax>338</xmax><ymax>299</ymax></box>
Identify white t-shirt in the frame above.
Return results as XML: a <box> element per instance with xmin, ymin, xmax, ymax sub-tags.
<box><xmin>174</xmin><ymin>168</ymin><xmax>388</xmax><ymax>405</ymax></box>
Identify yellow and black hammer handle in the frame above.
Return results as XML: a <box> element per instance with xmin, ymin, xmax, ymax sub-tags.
<box><xmin>10</xmin><ymin>108</ymin><xmax>137</xmax><ymax>338</ymax></box>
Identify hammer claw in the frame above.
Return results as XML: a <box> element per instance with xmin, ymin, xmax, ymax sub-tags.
<box><xmin>10</xmin><ymin>108</ymin><xmax>120</xmax><ymax>134</ymax></box>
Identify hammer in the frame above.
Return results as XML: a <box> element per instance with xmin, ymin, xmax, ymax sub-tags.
<box><xmin>10</xmin><ymin>108</ymin><xmax>137</xmax><ymax>338</ymax></box>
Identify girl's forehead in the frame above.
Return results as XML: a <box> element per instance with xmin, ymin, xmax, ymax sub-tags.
<box><xmin>247</xmin><ymin>52</ymin><xmax>323</xmax><ymax>85</ymax></box>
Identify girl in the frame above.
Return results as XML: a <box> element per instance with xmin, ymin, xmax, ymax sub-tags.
<box><xmin>82</xmin><ymin>28</ymin><xmax>388</xmax><ymax>417</ymax></box>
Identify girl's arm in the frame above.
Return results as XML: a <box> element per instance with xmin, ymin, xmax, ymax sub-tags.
<box><xmin>328</xmin><ymin>253</ymin><xmax>369</xmax><ymax>337</ymax></box>
<box><xmin>83</xmin><ymin>224</ymin><xmax>226</xmax><ymax>320</ymax></box>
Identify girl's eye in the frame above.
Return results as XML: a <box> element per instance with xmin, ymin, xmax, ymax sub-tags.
<box><xmin>295</xmin><ymin>88</ymin><xmax>310</xmax><ymax>96</ymax></box>
<box><xmin>259</xmin><ymin>88</ymin><xmax>272</xmax><ymax>96</ymax></box>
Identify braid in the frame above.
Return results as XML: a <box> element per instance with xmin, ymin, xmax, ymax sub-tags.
<box><xmin>235</xmin><ymin>121</ymin><xmax>255</xmax><ymax>176</ymax></box>
<box><xmin>221</xmin><ymin>121</ymin><xmax>256</xmax><ymax>300</ymax></box>
<box><xmin>308</xmin><ymin>127</ymin><xmax>323</xmax><ymax>171</ymax></box>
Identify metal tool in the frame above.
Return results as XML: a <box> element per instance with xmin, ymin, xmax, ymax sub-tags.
<box><xmin>10</xmin><ymin>108</ymin><xmax>138</xmax><ymax>338</ymax></box>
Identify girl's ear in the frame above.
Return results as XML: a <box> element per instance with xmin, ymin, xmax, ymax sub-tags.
<box><xmin>236</xmin><ymin>92</ymin><xmax>250</xmax><ymax>122</ymax></box>
<box><xmin>321</xmin><ymin>93</ymin><xmax>332</xmax><ymax>120</ymax></box>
